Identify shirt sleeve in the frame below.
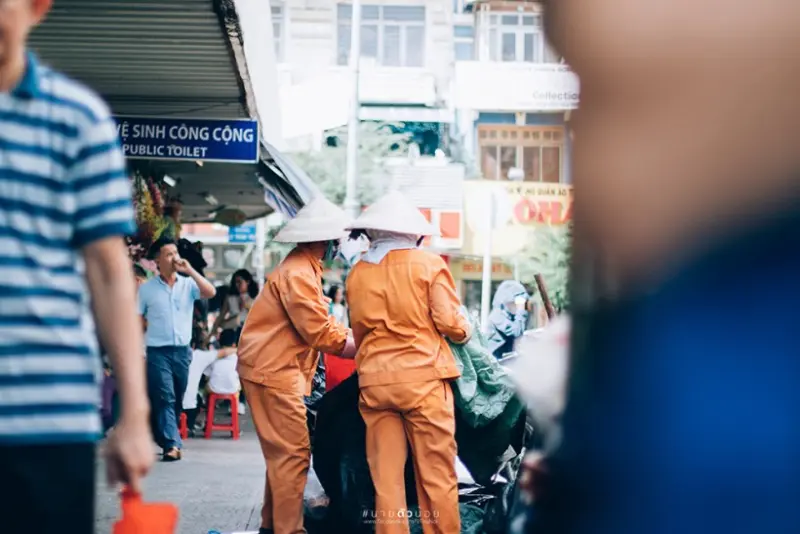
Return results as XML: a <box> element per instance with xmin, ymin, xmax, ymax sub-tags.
<box><xmin>137</xmin><ymin>284</ymin><xmax>147</xmax><ymax>316</ymax></box>
<box><xmin>189</xmin><ymin>277</ymin><xmax>201</xmax><ymax>301</ymax></box>
<box><xmin>429</xmin><ymin>260</ymin><xmax>471</xmax><ymax>344</ymax></box>
<box><xmin>69</xmin><ymin>112</ymin><xmax>136</xmax><ymax>249</ymax></box>
<box><xmin>279</xmin><ymin>271</ymin><xmax>349</xmax><ymax>355</ymax></box>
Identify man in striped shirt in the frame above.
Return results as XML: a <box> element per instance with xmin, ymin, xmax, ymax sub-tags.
<box><xmin>0</xmin><ymin>0</ymin><xmax>153</xmax><ymax>530</ymax></box>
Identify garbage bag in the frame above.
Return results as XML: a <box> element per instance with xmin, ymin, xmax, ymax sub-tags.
<box><xmin>312</xmin><ymin>374</ymin><xmax>417</xmax><ymax>534</ymax></box>
<box><xmin>313</xmin><ymin>373</ymin><xmax>522</xmax><ymax>530</ymax></box>
<box><xmin>448</xmin><ymin>313</ymin><xmax>520</xmax><ymax>428</ymax></box>
<box><xmin>455</xmin><ymin>396</ymin><xmax>527</xmax><ymax>486</ymax></box>
<box><xmin>304</xmin><ymin>466</ymin><xmax>330</xmax><ymax>522</ymax></box>
<box><xmin>305</xmin><ymin>355</ymin><xmax>327</xmax><ymax>440</ymax></box>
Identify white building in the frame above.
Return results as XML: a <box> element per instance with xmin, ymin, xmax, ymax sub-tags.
<box><xmin>271</xmin><ymin>0</ymin><xmax>578</xmax><ymax>182</ymax></box>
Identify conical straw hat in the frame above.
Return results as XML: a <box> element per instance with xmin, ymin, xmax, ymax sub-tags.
<box><xmin>273</xmin><ymin>196</ymin><xmax>352</xmax><ymax>243</ymax></box>
<box><xmin>346</xmin><ymin>190</ymin><xmax>439</xmax><ymax>236</ymax></box>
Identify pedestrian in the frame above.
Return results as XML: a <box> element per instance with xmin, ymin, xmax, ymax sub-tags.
<box><xmin>0</xmin><ymin>0</ymin><xmax>153</xmax><ymax>529</ymax></box>
<box><xmin>139</xmin><ymin>237</ymin><xmax>216</xmax><ymax>462</ymax></box>
<box><xmin>345</xmin><ymin>190</ymin><xmax>471</xmax><ymax>534</ymax></box>
<box><xmin>486</xmin><ymin>280</ymin><xmax>530</xmax><ymax>360</ymax></box>
<box><xmin>237</xmin><ymin>196</ymin><xmax>356</xmax><ymax>534</ymax></box>
<box><xmin>326</xmin><ymin>284</ymin><xmax>348</xmax><ymax>327</ymax></box>
<box><xmin>210</xmin><ymin>268</ymin><xmax>258</xmax><ymax>345</ymax></box>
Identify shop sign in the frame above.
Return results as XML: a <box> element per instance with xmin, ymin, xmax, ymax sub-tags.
<box><xmin>115</xmin><ymin>116</ymin><xmax>259</xmax><ymax>163</ymax></box>
<box><xmin>462</xmin><ymin>181</ymin><xmax>573</xmax><ymax>256</ymax></box>
<box><xmin>454</xmin><ymin>62</ymin><xmax>580</xmax><ymax>112</ymax></box>
<box><xmin>228</xmin><ymin>223</ymin><xmax>257</xmax><ymax>244</ymax></box>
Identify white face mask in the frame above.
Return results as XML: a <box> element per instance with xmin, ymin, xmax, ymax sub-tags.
<box><xmin>339</xmin><ymin>235</ymin><xmax>368</xmax><ymax>267</ymax></box>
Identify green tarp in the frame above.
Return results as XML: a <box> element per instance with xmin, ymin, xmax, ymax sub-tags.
<box><xmin>448</xmin><ymin>314</ymin><xmax>527</xmax><ymax>485</ymax></box>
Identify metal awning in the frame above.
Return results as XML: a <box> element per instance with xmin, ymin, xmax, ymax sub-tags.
<box><xmin>28</xmin><ymin>0</ymin><xmax>315</xmax><ymax>222</ymax></box>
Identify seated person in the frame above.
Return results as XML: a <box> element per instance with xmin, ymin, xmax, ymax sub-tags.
<box><xmin>183</xmin><ymin>329</ymin><xmax>242</xmax><ymax>432</ymax></box>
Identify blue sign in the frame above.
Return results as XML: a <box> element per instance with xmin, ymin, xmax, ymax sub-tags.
<box><xmin>114</xmin><ymin>116</ymin><xmax>259</xmax><ymax>163</ymax></box>
<box><xmin>228</xmin><ymin>223</ymin><xmax>257</xmax><ymax>244</ymax></box>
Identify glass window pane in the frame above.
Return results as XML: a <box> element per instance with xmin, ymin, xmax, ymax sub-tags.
<box><xmin>272</xmin><ymin>5</ymin><xmax>282</xmax><ymax>16</ymax></box>
<box><xmin>454</xmin><ymin>25</ymin><xmax>474</xmax><ymax>38</ymax></box>
<box><xmin>522</xmin><ymin>15</ymin><xmax>540</xmax><ymax>26</ymax></box>
<box><xmin>524</xmin><ymin>32</ymin><xmax>540</xmax><ymax>62</ymax></box>
<box><xmin>500</xmin><ymin>146</ymin><xmax>516</xmax><ymax>180</ymax></box>
<box><xmin>523</xmin><ymin>147</ymin><xmax>541</xmax><ymax>182</ymax></box>
<box><xmin>481</xmin><ymin>145</ymin><xmax>499</xmax><ymax>180</ymax></box>
<box><xmin>337</xmin><ymin>23</ymin><xmax>351</xmax><ymax>65</ymax></box>
<box><xmin>383</xmin><ymin>25</ymin><xmax>401</xmax><ymax>66</ymax></box>
<box><xmin>384</xmin><ymin>6</ymin><xmax>425</xmax><ymax>21</ymax></box>
<box><xmin>405</xmin><ymin>26</ymin><xmax>425</xmax><ymax>66</ymax></box>
<box><xmin>273</xmin><ymin>21</ymin><xmax>281</xmax><ymax>38</ymax></box>
<box><xmin>361</xmin><ymin>24</ymin><xmax>379</xmax><ymax>59</ymax></box>
<box><xmin>455</xmin><ymin>42</ymin><xmax>473</xmax><ymax>61</ymax></box>
<box><xmin>542</xmin><ymin>146</ymin><xmax>561</xmax><ymax>183</ymax></box>
<box><xmin>362</xmin><ymin>5</ymin><xmax>380</xmax><ymax>20</ymax></box>
<box><xmin>337</xmin><ymin>4</ymin><xmax>351</xmax><ymax>20</ymax></box>
<box><xmin>502</xmin><ymin>33</ymin><xmax>516</xmax><ymax>62</ymax></box>
<box><xmin>501</xmin><ymin>15</ymin><xmax>518</xmax><ymax>25</ymax></box>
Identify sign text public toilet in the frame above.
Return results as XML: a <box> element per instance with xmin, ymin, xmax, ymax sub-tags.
<box><xmin>114</xmin><ymin>116</ymin><xmax>260</xmax><ymax>163</ymax></box>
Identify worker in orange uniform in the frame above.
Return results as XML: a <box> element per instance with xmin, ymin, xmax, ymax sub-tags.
<box><xmin>345</xmin><ymin>190</ymin><xmax>471</xmax><ymax>534</ymax></box>
<box><xmin>237</xmin><ymin>196</ymin><xmax>357</xmax><ymax>534</ymax></box>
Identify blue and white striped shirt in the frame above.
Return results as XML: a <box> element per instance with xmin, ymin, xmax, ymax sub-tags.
<box><xmin>0</xmin><ymin>52</ymin><xmax>135</xmax><ymax>444</ymax></box>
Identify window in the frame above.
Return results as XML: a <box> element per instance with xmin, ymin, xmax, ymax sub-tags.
<box><xmin>478</xmin><ymin>126</ymin><xmax>564</xmax><ymax>183</ymax></box>
<box><xmin>453</xmin><ymin>0</ymin><xmax>469</xmax><ymax>14</ymax></box>
<box><xmin>454</xmin><ymin>24</ymin><xmax>474</xmax><ymax>61</ymax></box>
<box><xmin>272</xmin><ymin>4</ymin><xmax>284</xmax><ymax>62</ymax></box>
<box><xmin>337</xmin><ymin>4</ymin><xmax>426</xmax><ymax>67</ymax></box>
<box><xmin>485</xmin><ymin>13</ymin><xmax>559</xmax><ymax>63</ymax></box>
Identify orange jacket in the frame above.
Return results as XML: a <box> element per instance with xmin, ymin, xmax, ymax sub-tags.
<box><xmin>237</xmin><ymin>246</ymin><xmax>349</xmax><ymax>396</ymax></box>
<box><xmin>346</xmin><ymin>249</ymin><xmax>470</xmax><ymax>387</ymax></box>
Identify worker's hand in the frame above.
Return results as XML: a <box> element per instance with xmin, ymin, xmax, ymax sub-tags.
<box><xmin>105</xmin><ymin>413</ymin><xmax>154</xmax><ymax>493</ymax></box>
<box><xmin>173</xmin><ymin>257</ymin><xmax>193</xmax><ymax>275</ymax></box>
<box><xmin>341</xmin><ymin>335</ymin><xmax>357</xmax><ymax>359</ymax></box>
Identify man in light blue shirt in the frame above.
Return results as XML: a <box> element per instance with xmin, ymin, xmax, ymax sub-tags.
<box><xmin>139</xmin><ymin>238</ymin><xmax>215</xmax><ymax>461</ymax></box>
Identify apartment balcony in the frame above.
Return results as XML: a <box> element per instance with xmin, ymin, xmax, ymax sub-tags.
<box><xmin>453</xmin><ymin>61</ymin><xmax>580</xmax><ymax>113</ymax></box>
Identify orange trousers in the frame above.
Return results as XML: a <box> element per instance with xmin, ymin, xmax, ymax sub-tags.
<box><xmin>359</xmin><ymin>380</ymin><xmax>460</xmax><ymax>534</ymax></box>
<box><xmin>242</xmin><ymin>379</ymin><xmax>310</xmax><ymax>534</ymax></box>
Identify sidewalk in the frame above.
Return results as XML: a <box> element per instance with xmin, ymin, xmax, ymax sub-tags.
<box><xmin>96</xmin><ymin>416</ymin><xmax>263</xmax><ymax>534</ymax></box>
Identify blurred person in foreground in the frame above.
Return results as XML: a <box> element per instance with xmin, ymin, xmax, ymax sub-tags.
<box><xmin>346</xmin><ymin>191</ymin><xmax>471</xmax><ymax>534</ymax></box>
<box><xmin>237</xmin><ymin>196</ymin><xmax>356</xmax><ymax>534</ymax></box>
<box><xmin>535</xmin><ymin>2</ymin><xmax>800</xmax><ymax>534</ymax></box>
<box><xmin>0</xmin><ymin>0</ymin><xmax>153</xmax><ymax>528</ymax></box>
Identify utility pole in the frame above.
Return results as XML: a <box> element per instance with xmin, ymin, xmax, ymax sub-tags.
<box><xmin>343</xmin><ymin>0</ymin><xmax>362</xmax><ymax>218</ymax></box>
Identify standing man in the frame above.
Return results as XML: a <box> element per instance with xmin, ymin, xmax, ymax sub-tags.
<box><xmin>0</xmin><ymin>0</ymin><xmax>153</xmax><ymax>529</ymax></box>
<box><xmin>139</xmin><ymin>238</ymin><xmax>216</xmax><ymax>461</ymax></box>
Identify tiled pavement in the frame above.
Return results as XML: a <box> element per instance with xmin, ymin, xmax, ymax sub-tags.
<box><xmin>96</xmin><ymin>415</ymin><xmax>264</xmax><ymax>534</ymax></box>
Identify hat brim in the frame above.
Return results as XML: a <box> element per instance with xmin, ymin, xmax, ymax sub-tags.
<box><xmin>345</xmin><ymin>221</ymin><xmax>440</xmax><ymax>237</ymax></box>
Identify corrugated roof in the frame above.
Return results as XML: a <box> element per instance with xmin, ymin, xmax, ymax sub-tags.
<box><xmin>27</xmin><ymin>0</ymin><xmax>316</xmax><ymax>222</ymax></box>
<box><xmin>29</xmin><ymin>0</ymin><xmax>247</xmax><ymax>118</ymax></box>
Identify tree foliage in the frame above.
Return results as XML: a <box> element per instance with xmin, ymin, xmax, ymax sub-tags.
<box><xmin>514</xmin><ymin>224</ymin><xmax>572</xmax><ymax>311</ymax></box>
<box><xmin>290</xmin><ymin>122</ymin><xmax>411</xmax><ymax>206</ymax></box>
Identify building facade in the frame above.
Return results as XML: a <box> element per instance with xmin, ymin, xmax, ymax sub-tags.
<box><xmin>270</xmin><ymin>0</ymin><xmax>578</xmax><ymax>309</ymax></box>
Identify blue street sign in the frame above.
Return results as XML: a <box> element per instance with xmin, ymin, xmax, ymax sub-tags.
<box><xmin>114</xmin><ymin>116</ymin><xmax>259</xmax><ymax>163</ymax></box>
<box><xmin>228</xmin><ymin>223</ymin><xmax>257</xmax><ymax>244</ymax></box>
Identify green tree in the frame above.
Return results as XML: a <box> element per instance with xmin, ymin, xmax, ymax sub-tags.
<box><xmin>290</xmin><ymin>121</ymin><xmax>411</xmax><ymax>206</ymax></box>
<box><xmin>514</xmin><ymin>224</ymin><xmax>572</xmax><ymax>311</ymax></box>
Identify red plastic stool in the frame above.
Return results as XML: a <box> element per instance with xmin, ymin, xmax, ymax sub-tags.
<box><xmin>204</xmin><ymin>393</ymin><xmax>240</xmax><ymax>440</ymax></box>
<box><xmin>178</xmin><ymin>413</ymin><xmax>188</xmax><ymax>441</ymax></box>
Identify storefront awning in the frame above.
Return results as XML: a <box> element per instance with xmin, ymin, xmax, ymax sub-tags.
<box><xmin>28</xmin><ymin>0</ymin><xmax>316</xmax><ymax>222</ymax></box>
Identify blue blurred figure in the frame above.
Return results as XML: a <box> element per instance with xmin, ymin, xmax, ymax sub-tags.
<box><xmin>486</xmin><ymin>281</ymin><xmax>530</xmax><ymax>359</ymax></box>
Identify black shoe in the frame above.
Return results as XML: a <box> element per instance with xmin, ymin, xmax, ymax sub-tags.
<box><xmin>258</xmin><ymin>529</ymin><xmax>274</xmax><ymax>534</ymax></box>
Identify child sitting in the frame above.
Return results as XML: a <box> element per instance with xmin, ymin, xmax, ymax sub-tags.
<box><xmin>183</xmin><ymin>329</ymin><xmax>243</xmax><ymax>433</ymax></box>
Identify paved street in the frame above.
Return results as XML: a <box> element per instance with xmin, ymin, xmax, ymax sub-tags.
<box><xmin>96</xmin><ymin>416</ymin><xmax>263</xmax><ymax>534</ymax></box>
